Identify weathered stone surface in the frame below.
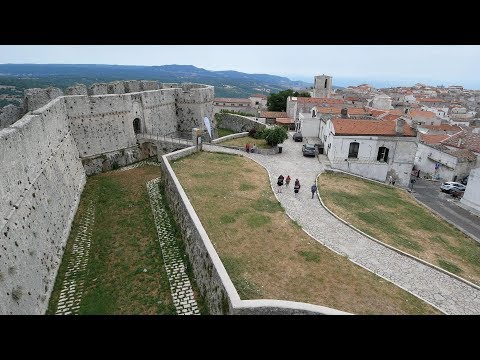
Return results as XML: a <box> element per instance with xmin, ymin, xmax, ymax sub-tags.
<box><xmin>24</xmin><ymin>87</ymin><xmax>63</xmax><ymax>112</ymax></box>
<box><xmin>123</xmin><ymin>80</ymin><xmax>141</xmax><ymax>93</ymax></box>
<box><xmin>88</xmin><ymin>83</ymin><xmax>108</xmax><ymax>95</ymax></box>
<box><xmin>65</xmin><ymin>84</ymin><xmax>88</xmax><ymax>96</ymax></box>
<box><xmin>0</xmin><ymin>81</ymin><xmax>214</xmax><ymax>314</ymax></box>
<box><xmin>0</xmin><ymin>104</ymin><xmax>23</xmax><ymax>128</ymax></box>
<box><xmin>216</xmin><ymin>113</ymin><xmax>266</xmax><ymax>134</ymax></box>
<box><xmin>140</xmin><ymin>80</ymin><xmax>159</xmax><ymax>91</ymax></box>
<box><xmin>107</xmin><ymin>81</ymin><xmax>125</xmax><ymax>94</ymax></box>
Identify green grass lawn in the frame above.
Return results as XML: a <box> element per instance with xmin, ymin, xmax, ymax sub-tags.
<box><xmin>171</xmin><ymin>151</ymin><xmax>440</xmax><ymax>314</ymax></box>
<box><xmin>217</xmin><ymin>128</ymin><xmax>236</xmax><ymax>138</ymax></box>
<box><xmin>47</xmin><ymin>165</ymin><xmax>207</xmax><ymax>315</ymax></box>
<box><xmin>318</xmin><ymin>172</ymin><xmax>480</xmax><ymax>285</ymax></box>
<box><xmin>221</xmin><ymin>135</ymin><xmax>271</xmax><ymax>149</ymax></box>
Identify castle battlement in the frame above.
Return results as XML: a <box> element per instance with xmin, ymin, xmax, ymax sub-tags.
<box><xmin>0</xmin><ymin>80</ymin><xmax>213</xmax><ymax>314</ymax></box>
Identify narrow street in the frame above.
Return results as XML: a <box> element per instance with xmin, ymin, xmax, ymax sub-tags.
<box><xmin>412</xmin><ymin>178</ymin><xmax>480</xmax><ymax>243</ymax></box>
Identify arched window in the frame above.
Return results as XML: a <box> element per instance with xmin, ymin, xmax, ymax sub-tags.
<box><xmin>377</xmin><ymin>146</ymin><xmax>389</xmax><ymax>162</ymax></box>
<box><xmin>324</xmin><ymin>79</ymin><xmax>328</xmax><ymax>88</ymax></box>
<box><xmin>133</xmin><ymin>118</ymin><xmax>141</xmax><ymax>134</ymax></box>
<box><xmin>348</xmin><ymin>142</ymin><xmax>359</xmax><ymax>158</ymax></box>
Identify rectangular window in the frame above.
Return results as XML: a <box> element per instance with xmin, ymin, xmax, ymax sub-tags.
<box><xmin>348</xmin><ymin>142</ymin><xmax>359</xmax><ymax>158</ymax></box>
<box><xmin>377</xmin><ymin>146</ymin><xmax>389</xmax><ymax>162</ymax></box>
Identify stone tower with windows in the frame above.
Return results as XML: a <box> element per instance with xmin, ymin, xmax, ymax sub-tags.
<box><xmin>313</xmin><ymin>74</ymin><xmax>333</xmax><ymax>98</ymax></box>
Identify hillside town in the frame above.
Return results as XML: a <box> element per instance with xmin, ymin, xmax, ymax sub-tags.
<box><xmin>212</xmin><ymin>74</ymin><xmax>480</xmax><ymax>214</ymax></box>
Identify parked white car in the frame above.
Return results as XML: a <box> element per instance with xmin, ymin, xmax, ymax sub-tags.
<box><xmin>440</xmin><ymin>182</ymin><xmax>466</xmax><ymax>193</ymax></box>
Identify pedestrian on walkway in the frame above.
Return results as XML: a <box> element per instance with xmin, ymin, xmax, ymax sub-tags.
<box><xmin>277</xmin><ymin>174</ymin><xmax>284</xmax><ymax>193</ymax></box>
<box><xmin>251</xmin><ymin>143</ymin><xmax>257</xmax><ymax>153</ymax></box>
<box><xmin>311</xmin><ymin>183</ymin><xmax>317</xmax><ymax>199</ymax></box>
<box><xmin>285</xmin><ymin>175</ymin><xmax>291</xmax><ymax>187</ymax></box>
<box><xmin>388</xmin><ymin>175</ymin><xmax>393</xmax><ymax>185</ymax></box>
<box><xmin>294</xmin><ymin>178</ymin><xmax>300</xmax><ymax>197</ymax></box>
<box><xmin>246</xmin><ymin>142</ymin><xmax>250</xmax><ymax>153</ymax></box>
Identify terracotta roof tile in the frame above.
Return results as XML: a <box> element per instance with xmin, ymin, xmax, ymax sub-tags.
<box><xmin>260</xmin><ymin>111</ymin><xmax>288</xmax><ymax>118</ymax></box>
<box><xmin>408</xmin><ymin>109</ymin><xmax>436</xmax><ymax>118</ymax></box>
<box><xmin>423</xmin><ymin>124</ymin><xmax>462</xmax><ymax>132</ymax></box>
<box><xmin>295</xmin><ymin>97</ymin><xmax>345</xmax><ymax>105</ymax></box>
<box><xmin>250</xmin><ymin>94</ymin><xmax>268</xmax><ymax>99</ymax></box>
<box><xmin>214</xmin><ymin>97</ymin><xmax>251</xmax><ymax>103</ymax></box>
<box><xmin>441</xmin><ymin>130</ymin><xmax>480</xmax><ymax>152</ymax></box>
<box><xmin>314</xmin><ymin>107</ymin><xmax>371</xmax><ymax>115</ymax></box>
<box><xmin>420</xmin><ymin>134</ymin><xmax>450</xmax><ymax>145</ymax></box>
<box><xmin>331</xmin><ymin>119</ymin><xmax>416</xmax><ymax>137</ymax></box>
<box><xmin>276</xmin><ymin>117</ymin><xmax>294</xmax><ymax>124</ymax></box>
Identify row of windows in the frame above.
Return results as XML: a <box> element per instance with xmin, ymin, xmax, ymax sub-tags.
<box><xmin>348</xmin><ymin>142</ymin><xmax>389</xmax><ymax>162</ymax></box>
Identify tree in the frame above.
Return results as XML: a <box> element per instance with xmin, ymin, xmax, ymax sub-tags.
<box><xmin>294</xmin><ymin>91</ymin><xmax>311</xmax><ymax>97</ymax></box>
<box><xmin>262</xmin><ymin>126</ymin><xmax>288</xmax><ymax>146</ymax></box>
<box><xmin>267</xmin><ymin>89</ymin><xmax>311</xmax><ymax>111</ymax></box>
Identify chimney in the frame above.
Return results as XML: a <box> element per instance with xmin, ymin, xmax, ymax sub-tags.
<box><xmin>395</xmin><ymin>118</ymin><xmax>405</xmax><ymax>136</ymax></box>
<box><xmin>341</xmin><ymin>108</ymin><xmax>348</xmax><ymax>118</ymax></box>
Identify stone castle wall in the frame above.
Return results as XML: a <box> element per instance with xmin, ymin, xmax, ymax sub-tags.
<box><xmin>0</xmin><ymin>80</ymin><xmax>214</xmax><ymax>313</ymax></box>
<box><xmin>0</xmin><ymin>98</ymin><xmax>86</xmax><ymax>314</ymax></box>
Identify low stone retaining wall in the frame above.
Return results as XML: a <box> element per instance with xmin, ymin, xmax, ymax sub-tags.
<box><xmin>213</xmin><ymin>133</ymin><xmax>279</xmax><ymax>155</ymax></box>
<box><xmin>160</xmin><ymin>146</ymin><xmax>349</xmax><ymax>315</ymax></box>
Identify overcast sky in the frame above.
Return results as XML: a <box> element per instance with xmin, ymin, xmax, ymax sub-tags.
<box><xmin>1</xmin><ymin>45</ymin><xmax>479</xmax><ymax>88</ymax></box>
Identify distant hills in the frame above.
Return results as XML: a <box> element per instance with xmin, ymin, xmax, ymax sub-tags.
<box><xmin>0</xmin><ymin>64</ymin><xmax>313</xmax><ymax>98</ymax></box>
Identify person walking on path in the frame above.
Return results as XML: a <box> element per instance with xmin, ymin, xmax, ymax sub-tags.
<box><xmin>311</xmin><ymin>183</ymin><xmax>317</xmax><ymax>199</ymax></box>
<box><xmin>246</xmin><ymin>142</ymin><xmax>250</xmax><ymax>153</ymax></box>
<box><xmin>251</xmin><ymin>143</ymin><xmax>257</xmax><ymax>153</ymax></box>
<box><xmin>294</xmin><ymin>178</ymin><xmax>300</xmax><ymax>197</ymax></box>
<box><xmin>285</xmin><ymin>175</ymin><xmax>291</xmax><ymax>187</ymax></box>
<box><xmin>277</xmin><ymin>175</ymin><xmax>284</xmax><ymax>193</ymax></box>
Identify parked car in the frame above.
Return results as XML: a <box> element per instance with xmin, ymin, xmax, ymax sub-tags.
<box><xmin>293</xmin><ymin>132</ymin><xmax>303</xmax><ymax>142</ymax></box>
<box><xmin>302</xmin><ymin>143</ymin><xmax>316</xmax><ymax>157</ymax></box>
<box><xmin>461</xmin><ymin>175</ymin><xmax>469</xmax><ymax>185</ymax></box>
<box><xmin>440</xmin><ymin>182</ymin><xmax>466</xmax><ymax>193</ymax></box>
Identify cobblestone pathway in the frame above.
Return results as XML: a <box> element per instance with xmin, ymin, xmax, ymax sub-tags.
<box><xmin>55</xmin><ymin>199</ymin><xmax>96</xmax><ymax>315</ymax></box>
<box><xmin>204</xmin><ymin>140</ymin><xmax>480</xmax><ymax>314</ymax></box>
<box><xmin>147</xmin><ymin>178</ymin><xmax>200</xmax><ymax>315</ymax></box>
<box><xmin>116</xmin><ymin>159</ymin><xmax>160</xmax><ymax>172</ymax></box>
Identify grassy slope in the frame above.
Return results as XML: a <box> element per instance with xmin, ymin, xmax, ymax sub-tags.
<box><xmin>318</xmin><ymin>172</ymin><xmax>480</xmax><ymax>285</ymax></box>
<box><xmin>171</xmin><ymin>152</ymin><xmax>440</xmax><ymax>315</ymax></box>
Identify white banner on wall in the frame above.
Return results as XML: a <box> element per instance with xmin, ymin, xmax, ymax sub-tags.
<box><xmin>203</xmin><ymin>117</ymin><xmax>212</xmax><ymax>138</ymax></box>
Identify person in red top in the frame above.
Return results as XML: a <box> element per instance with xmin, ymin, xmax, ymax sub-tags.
<box><xmin>246</xmin><ymin>143</ymin><xmax>250</xmax><ymax>153</ymax></box>
<box><xmin>285</xmin><ymin>175</ymin><xmax>291</xmax><ymax>187</ymax></box>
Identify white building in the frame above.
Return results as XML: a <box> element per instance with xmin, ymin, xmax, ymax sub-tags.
<box><xmin>369</xmin><ymin>94</ymin><xmax>394</xmax><ymax>110</ymax></box>
<box><xmin>461</xmin><ymin>167</ymin><xmax>480</xmax><ymax>212</ymax></box>
<box><xmin>321</xmin><ymin>118</ymin><xmax>418</xmax><ymax>187</ymax></box>
<box><xmin>414</xmin><ymin>142</ymin><xmax>476</xmax><ymax>181</ymax></box>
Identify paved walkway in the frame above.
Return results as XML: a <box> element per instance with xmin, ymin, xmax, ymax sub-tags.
<box><xmin>204</xmin><ymin>136</ymin><xmax>480</xmax><ymax>315</ymax></box>
<box><xmin>412</xmin><ymin>178</ymin><xmax>480</xmax><ymax>243</ymax></box>
<box><xmin>55</xmin><ymin>199</ymin><xmax>96</xmax><ymax>315</ymax></box>
<box><xmin>147</xmin><ymin>178</ymin><xmax>200</xmax><ymax>315</ymax></box>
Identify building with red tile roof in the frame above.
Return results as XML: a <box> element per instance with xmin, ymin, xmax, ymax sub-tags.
<box><xmin>319</xmin><ymin>118</ymin><xmax>418</xmax><ymax>187</ymax></box>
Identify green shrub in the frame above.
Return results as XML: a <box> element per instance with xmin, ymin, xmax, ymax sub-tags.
<box><xmin>262</xmin><ymin>126</ymin><xmax>288</xmax><ymax>146</ymax></box>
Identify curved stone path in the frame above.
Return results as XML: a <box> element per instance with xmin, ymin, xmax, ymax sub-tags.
<box><xmin>204</xmin><ymin>137</ymin><xmax>480</xmax><ymax>315</ymax></box>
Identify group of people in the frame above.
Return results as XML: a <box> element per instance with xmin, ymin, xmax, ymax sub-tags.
<box><xmin>245</xmin><ymin>143</ymin><xmax>257</xmax><ymax>153</ymax></box>
<box><xmin>277</xmin><ymin>175</ymin><xmax>317</xmax><ymax>198</ymax></box>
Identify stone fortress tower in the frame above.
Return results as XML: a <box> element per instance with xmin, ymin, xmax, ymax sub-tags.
<box><xmin>313</xmin><ymin>74</ymin><xmax>333</xmax><ymax>98</ymax></box>
<box><xmin>0</xmin><ymin>80</ymin><xmax>213</xmax><ymax>315</ymax></box>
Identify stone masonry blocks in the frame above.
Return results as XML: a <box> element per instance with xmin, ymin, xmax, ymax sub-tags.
<box><xmin>0</xmin><ymin>104</ymin><xmax>23</xmax><ymax>128</ymax></box>
<box><xmin>140</xmin><ymin>80</ymin><xmax>159</xmax><ymax>91</ymax></box>
<box><xmin>24</xmin><ymin>87</ymin><xmax>63</xmax><ymax>112</ymax></box>
<box><xmin>88</xmin><ymin>83</ymin><xmax>108</xmax><ymax>95</ymax></box>
<box><xmin>65</xmin><ymin>84</ymin><xmax>88</xmax><ymax>96</ymax></box>
<box><xmin>124</xmin><ymin>80</ymin><xmax>141</xmax><ymax>93</ymax></box>
<box><xmin>107</xmin><ymin>81</ymin><xmax>125</xmax><ymax>94</ymax></box>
